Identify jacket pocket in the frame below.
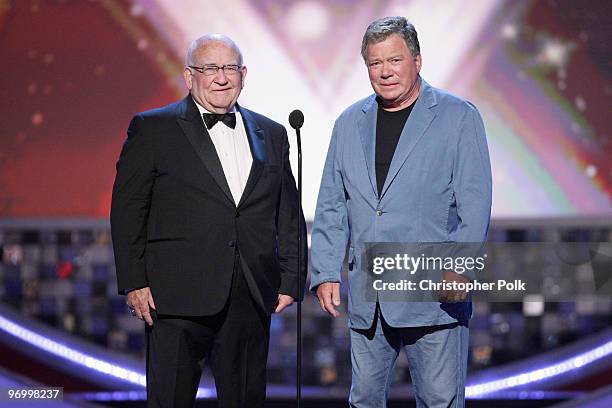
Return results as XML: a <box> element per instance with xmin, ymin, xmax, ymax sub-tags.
<box><xmin>348</xmin><ymin>246</ymin><xmax>356</xmax><ymax>271</ymax></box>
<box><xmin>147</xmin><ymin>237</ymin><xmax>186</xmax><ymax>243</ymax></box>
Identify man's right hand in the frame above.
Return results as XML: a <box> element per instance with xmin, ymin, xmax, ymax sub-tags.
<box><xmin>316</xmin><ymin>282</ymin><xmax>341</xmax><ymax>317</ymax></box>
<box><xmin>127</xmin><ymin>287</ymin><xmax>156</xmax><ymax>326</ymax></box>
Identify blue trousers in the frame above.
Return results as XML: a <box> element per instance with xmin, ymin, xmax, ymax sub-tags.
<box><xmin>349</xmin><ymin>308</ymin><xmax>469</xmax><ymax>408</ymax></box>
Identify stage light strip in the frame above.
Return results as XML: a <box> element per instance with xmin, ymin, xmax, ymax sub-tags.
<box><xmin>0</xmin><ymin>314</ymin><xmax>214</xmax><ymax>397</ymax></box>
<box><xmin>466</xmin><ymin>340</ymin><xmax>612</xmax><ymax>397</ymax></box>
<box><xmin>0</xmin><ymin>315</ymin><xmax>146</xmax><ymax>386</ymax></box>
<box><xmin>1</xmin><ymin>313</ymin><xmax>610</xmax><ymax>398</ymax></box>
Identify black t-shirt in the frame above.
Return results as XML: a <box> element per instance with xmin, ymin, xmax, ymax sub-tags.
<box><xmin>375</xmin><ymin>99</ymin><xmax>416</xmax><ymax>196</ymax></box>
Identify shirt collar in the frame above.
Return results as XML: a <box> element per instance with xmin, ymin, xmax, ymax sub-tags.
<box><xmin>192</xmin><ymin>97</ymin><xmax>237</xmax><ymax>116</ymax></box>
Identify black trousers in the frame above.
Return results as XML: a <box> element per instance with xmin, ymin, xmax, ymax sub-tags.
<box><xmin>145</xmin><ymin>253</ymin><xmax>271</xmax><ymax>407</ymax></box>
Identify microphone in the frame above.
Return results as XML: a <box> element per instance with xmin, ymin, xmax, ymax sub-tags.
<box><xmin>288</xmin><ymin>109</ymin><xmax>304</xmax><ymax>408</ymax></box>
<box><xmin>289</xmin><ymin>109</ymin><xmax>304</xmax><ymax>130</ymax></box>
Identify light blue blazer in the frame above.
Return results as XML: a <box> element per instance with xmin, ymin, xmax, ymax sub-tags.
<box><xmin>310</xmin><ymin>79</ymin><xmax>492</xmax><ymax>329</ymax></box>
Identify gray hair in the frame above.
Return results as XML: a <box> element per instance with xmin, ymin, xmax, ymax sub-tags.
<box><xmin>186</xmin><ymin>34</ymin><xmax>243</xmax><ymax>66</ymax></box>
<box><xmin>361</xmin><ymin>16</ymin><xmax>420</xmax><ymax>61</ymax></box>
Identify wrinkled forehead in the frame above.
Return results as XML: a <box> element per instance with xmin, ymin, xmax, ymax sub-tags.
<box><xmin>193</xmin><ymin>40</ymin><xmax>242</xmax><ymax>64</ymax></box>
<box><xmin>366</xmin><ymin>34</ymin><xmax>412</xmax><ymax>57</ymax></box>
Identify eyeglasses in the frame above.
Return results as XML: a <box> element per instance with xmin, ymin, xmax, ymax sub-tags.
<box><xmin>189</xmin><ymin>64</ymin><xmax>242</xmax><ymax>76</ymax></box>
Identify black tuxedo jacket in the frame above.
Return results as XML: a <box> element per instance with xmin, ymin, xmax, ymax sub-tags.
<box><xmin>111</xmin><ymin>95</ymin><xmax>307</xmax><ymax>315</ymax></box>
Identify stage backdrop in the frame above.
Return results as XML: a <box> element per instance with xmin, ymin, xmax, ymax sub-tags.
<box><xmin>0</xmin><ymin>0</ymin><xmax>610</xmax><ymax>220</ymax></box>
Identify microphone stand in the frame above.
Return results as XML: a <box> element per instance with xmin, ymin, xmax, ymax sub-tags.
<box><xmin>289</xmin><ymin>110</ymin><xmax>304</xmax><ymax>408</ymax></box>
<box><xmin>296</xmin><ymin>122</ymin><xmax>303</xmax><ymax>408</ymax></box>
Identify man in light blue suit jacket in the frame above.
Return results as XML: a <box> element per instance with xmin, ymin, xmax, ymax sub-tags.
<box><xmin>310</xmin><ymin>17</ymin><xmax>492</xmax><ymax>407</ymax></box>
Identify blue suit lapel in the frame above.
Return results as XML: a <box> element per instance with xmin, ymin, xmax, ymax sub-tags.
<box><xmin>379</xmin><ymin>79</ymin><xmax>437</xmax><ymax>199</ymax></box>
<box><xmin>358</xmin><ymin>95</ymin><xmax>379</xmax><ymax>198</ymax></box>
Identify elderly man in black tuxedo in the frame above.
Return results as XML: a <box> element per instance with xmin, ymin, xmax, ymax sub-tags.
<box><xmin>111</xmin><ymin>34</ymin><xmax>306</xmax><ymax>408</ymax></box>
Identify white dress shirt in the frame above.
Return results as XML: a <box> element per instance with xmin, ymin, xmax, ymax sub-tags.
<box><xmin>193</xmin><ymin>99</ymin><xmax>253</xmax><ymax>205</ymax></box>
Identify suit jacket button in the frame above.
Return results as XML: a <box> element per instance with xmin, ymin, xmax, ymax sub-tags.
<box><xmin>376</xmin><ymin>210</ymin><xmax>383</xmax><ymax>216</ymax></box>
<box><xmin>228</xmin><ymin>240</ymin><xmax>235</xmax><ymax>247</ymax></box>
<box><xmin>235</xmin><ymin>212</ymin><xmax>240</xmax><ymax>218</ymax></box>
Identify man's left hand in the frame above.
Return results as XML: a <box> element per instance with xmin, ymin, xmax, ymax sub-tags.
<box><xmin>274</xmin><ymin>294</ymin><xmax>295</xmax><ymax>313</ymax></box>
<box><xmin>438</xmin><ymin>270</ymin><xmax>470</xmax><ymax>302</ymax></box>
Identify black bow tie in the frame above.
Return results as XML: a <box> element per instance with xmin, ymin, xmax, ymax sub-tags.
<box><xmin>202</xmin><ymin>112</ymin><xmax>236</xmax><ymax>129</ymax></box>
